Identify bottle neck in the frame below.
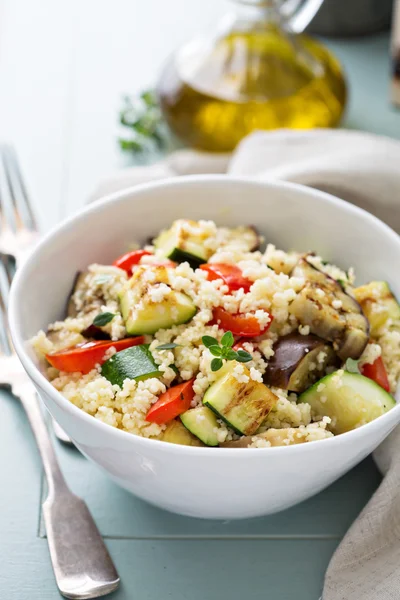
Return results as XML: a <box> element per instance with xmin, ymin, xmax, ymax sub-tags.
<box><xmin>228</xmin><ymin>0</ymin><xmax>283</xmax><ymax>27</ymax></box>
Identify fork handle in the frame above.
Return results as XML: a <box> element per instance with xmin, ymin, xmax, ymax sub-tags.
<box><xmin>15</xmin><ymin>384</ymin><xmax>120</xmax><ymax>599</ymax></box>
<box><xmin>16</xmin><ymin>383</ymin><xmax>67</xmax><ymax>493</ymax></box>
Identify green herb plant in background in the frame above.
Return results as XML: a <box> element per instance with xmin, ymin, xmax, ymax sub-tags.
<box><xmin>118</xmin><ymin>90</ymin><xmax>169</xmax><ymax>154</ymax></box>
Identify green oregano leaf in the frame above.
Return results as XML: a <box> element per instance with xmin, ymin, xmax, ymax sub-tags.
<box><xmin>225</xmin><ymin>349</ymin><xmax>238</xmax><ymax>361</ymax></box>
<box><xmin>211</xmin><ymin>358</ymin><xmax>223</xmax><ymax>372</ymax></box>
<box><xmin>235</xmin><ymin>351</ymin><xmax>253</xmax><ymax>363</ymax></box>
<box><xmin>221</xmin><ymin>331</ymin><xmax>234</xmax><ymax>348</ymax></box>
<box><xmin>93</xmin><ymin>312</ymin><xmax>116</xmax><ymax>327</ymax></box>
<box><xmin>156</xmin><ymin>343</ymin><xmax>181</xmax><ymax>350</ymax></box>
<box><xmin>209</xmin><ymin>345</ymin><xmax>222</xmax><ymax>357</ymax></box>
<box><xmin>202</xmin><ymin>335</ymin><xmax>218</xmax><ymax>348</ymax></box>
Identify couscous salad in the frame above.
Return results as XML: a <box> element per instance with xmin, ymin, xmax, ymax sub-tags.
<box><xmin>32</xmin><ymin>219</ymin><xmax>400</xmax><ymax>448</ymax></box>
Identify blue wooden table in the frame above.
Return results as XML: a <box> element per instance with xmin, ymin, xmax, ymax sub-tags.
<box><xmin>0</xmin><ymin>31</ymin><xmax>399</xmax><ymax>600</ymax></box>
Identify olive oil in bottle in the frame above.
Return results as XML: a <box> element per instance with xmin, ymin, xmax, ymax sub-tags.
<box><xmin>157</xmin><ymin>0</ymin><xmax>347</xmax><ymax>152</ymax></box>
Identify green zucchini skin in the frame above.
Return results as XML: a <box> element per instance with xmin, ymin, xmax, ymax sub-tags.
<box><xmin>202</xmin><ymin>363</ymin><xmax>278</xmax><ymax>436</ymax></box>
<box><xmin>119</xmin><ymin>287</ymin><xmax>196</xmax><ymax>335</ymax></box>
<box><xmin>167</xmin><ymin>248</ymin><xmax>206</xmax><ymax>267</ymax></box>
<box><xmin>153</xmin><ymin>220</ymin><xmax>209</xmax><ymax>265</ymax></box>
<box><xmin>180</xmin><ymin>406</ymin><xmax>220</xmax><ymax>446</ymax></box>
<box><xmin>101</xmin><ymin>344</ymin><xmax>160</xmax><ymax>387</ymax></box>
<box><xmin>299</xmin><ymin>370</ymin><xmax>396</xmax><ymax>434</ymax></box>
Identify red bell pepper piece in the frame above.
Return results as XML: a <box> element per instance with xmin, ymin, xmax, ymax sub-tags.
<box><xmin>113</xmin><ymin>250</ymin><xmax>152</xmax><ymax>273</ymax></box>
<box><xmin>46</xmin><ymin>337</ymin><xmax>145</xmax><ymax>374</ymax></box>
<box><xmin>200</xmin><ymin>263</ymin><xmax>252</xmax><ymax>293</ymax></box>
<box><xmin>361</xmin><ymin>356</ymin><xmax>391</xmax><ymax>393</ymax></box>
<box><xmin>233</xmin><ymin>338</ymin><xmax>248</xmax><ymax>351</ymax></box>
<box><xmin>146</xmin><ymin>379</ymin><xmax>195</xmax><ymax>424</ymax></box>
<box><xmin>212</xmin><ymin>306</ymin><xmax>272</xmax><ymax>337</ymax></box>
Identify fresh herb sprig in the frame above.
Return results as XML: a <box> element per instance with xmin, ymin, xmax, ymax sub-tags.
<box><xmin>202</xmin><ymin>331</ymin><xmax>252</xmax><ymax>372</ymax></box>
<box><xmin>118</xmin><ymin>90</ymin><xmax>168</xmax><ymax>154</ymax></box>
<box><xmin>93</xmin><ymin>312</ymin><xmax>116</xmax><ymax>327</ymax></box>
<box><xmin>156</xmin><ymin>343</ymin><xmax>181</xmax><ymax>351</ymax></box>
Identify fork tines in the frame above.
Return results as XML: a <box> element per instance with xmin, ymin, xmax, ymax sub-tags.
<box><xmin>0</xmin><ymin>144</ymin><xmax>37</xmax><ymax>234</ymax></box>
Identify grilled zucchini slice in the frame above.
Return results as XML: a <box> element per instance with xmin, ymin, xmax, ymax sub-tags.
<box><xmin>101</xmin><ymin>344</ymin><xmax>160</xmax><ymax>387</ymax></box>
<box><xmin>119</xmin><ymin>265</ymin><xmax>196</xmax><ymax>335</ymax></box>
<box><xmin>289</xmin><ymin>258</ymin><xmax>369</xmax><ymax>360</ymax></box>
<box><xmin>353</xmin><ymin>281</ymin><xmax>400</xmax><ymax>337</ymax></box>
<box><xmin>203</xmin><ymin>362</ymin><xmax>277</xmax><ymax>435</ymax></box>
<box><xmin>181</xmin><ymin>406</ymin><xmax>220</xmax><ymax>446</ymax></box>
<box><xmin>299</xmin><ymin>370</ymin><xmax>395</xmax><ymax>434</ymax></box>
<box><xmin>161</xmin><ymin>420</ymin><xmax>204</xmax><ymax>446</ymax></box>
<box><xmin>153</xmin><ymin>219</ymin><xmax>211</xmax><ymax>265</ymax></box>
<box><xmin>153</xmin><ymin>220</ymin><xmax>260</xmax><ymax>265</ymax></box>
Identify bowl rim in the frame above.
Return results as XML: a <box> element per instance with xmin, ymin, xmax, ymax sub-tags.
<box><xmin>8</xmin><ymin>174</ymin><xmax>400</xmax><ymax>456</ymax></box>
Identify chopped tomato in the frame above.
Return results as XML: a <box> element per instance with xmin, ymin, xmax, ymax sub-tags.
<box><xmin>233</xmin><ymin>338</ymin><xmax>249</xmax><ymax>351</ymax></box>
<box><xmin>200</xmin><ymin>263</ymin><xmax>252</xmax><ymax>293</ymax></box>
<box><xmin>46</xmin><ymin>337</ymin><xmax>145</xmax><ymax>374</ymax></box>
<box><xmin>146</xmin><ymin>379</ymin><xmax>195</xmax><ymax>424</ymax></box>
<box><xmin>361</xmin><ymin>356</ymin><xmax>391</xmax><ymax>393</ymax></box>
<box><xmin>113</xmin><ymin>250</ymin><xmax>152</xmax><ymax>273</ymax></box>
<box><xmin>213</xmin><ymin>306</ymin><xmax>272</xmax><ymax>337</ymax></box>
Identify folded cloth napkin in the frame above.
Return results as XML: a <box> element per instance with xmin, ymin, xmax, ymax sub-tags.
<box><xmin>92</xmin><ymin>128</ymin><xmax>400</xmax><ymax>600</ymax></box>
<box><xmin>93</xmin><ymin>129</ymin><xmax>400</xmax><ymax>234</ymax></box>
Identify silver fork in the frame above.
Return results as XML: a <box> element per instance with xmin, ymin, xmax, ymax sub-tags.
<box><xmin>0</xmin><ymin>144</ymin><xmax>73</xmax><ymax>445</ymax></box>
<box><xmin>0</xmin><ymin>253</ymin><xmax>120</xmax><ymax>598</ymax></box>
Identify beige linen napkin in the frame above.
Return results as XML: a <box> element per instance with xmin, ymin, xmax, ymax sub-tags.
<box><xmin>93</xmin><ymin>129</ymin><xmax>400</xmax><ymax>600</ymax></box>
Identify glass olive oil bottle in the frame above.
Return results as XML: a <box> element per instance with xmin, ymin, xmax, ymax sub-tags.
<box><xmin>157</xmin><ymin>0</ymin><xmax>346</xmax><ymax>152</ymax></box>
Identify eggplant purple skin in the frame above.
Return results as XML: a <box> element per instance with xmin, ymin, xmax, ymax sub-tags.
<box><xmin>247</xmin><ymin>225</ymin><xmax>261</xmax><ymax>251</ymax></box>
<box><xmin>263</xmin><ymin>333</ymin><xmax>338</xmax><ymax>392</ymax></box>
<box><xmin>80</xmin><ymin>325</ymin><xmax>110</xmax><ymax>340</ymax></box>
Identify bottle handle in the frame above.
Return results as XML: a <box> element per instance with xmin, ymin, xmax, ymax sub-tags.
<box><xmin>281</xmin><ymin>0</ymin><xmax>324</xmax><ymax>33</ymax></box>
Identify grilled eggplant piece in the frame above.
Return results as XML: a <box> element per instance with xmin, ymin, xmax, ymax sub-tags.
<box><xmin>264</xmin><ymin>334</ymin><xmax>338</xmax><ymax>393</ymax></box>
<box><xmin>289</xmin><ymin>258</ymin><xmax>369</xmax><ymax>360</ymax></box>
<box><xmin>221</xmin><ymin>428</ymin><xmax>318</xmax><ymax>448</ymax></box>
<box><xmin>67</xmin><ymin>272</ymin><xmax>87</xmax><ymax>317</ymax></box>
<box><xmin>223</xmin><ymin>225</ymin><xmax>260</xmax><ymax>252</ymax></box>
<box><xmin>354</xmin><ymin>281</ymin><xmax>400</xmax><ymax>337</ymax></box>
<box><xmin>80</xmin><ymin>324</ymin><xmax>110</xmax><ymax>340</ymax></box>
<box><xmin>66</xmin><ymin>271</ymin><xmax>106</xmax><ymax>318</ymax></box>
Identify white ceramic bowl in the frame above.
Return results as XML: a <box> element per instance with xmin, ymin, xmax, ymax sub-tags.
<box><xmin>9</xmin><ymin>176</ymin><xmax>400</xmax><ymax>519</ymax></box>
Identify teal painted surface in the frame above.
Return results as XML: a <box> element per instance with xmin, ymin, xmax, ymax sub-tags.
<box><xmin>326</xmin><ymin>35</ymin><xmax>400</xmax><ymax>139</ymax></box>
<box><xmin>38</xmin><ymin>443</ymin><xmax>380</xmax><ymax>540</ymax></box>
<box><xmin>1</xmin><ymin>33</ymin><xmax>397</xmax><ymax>600</ymax></box>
